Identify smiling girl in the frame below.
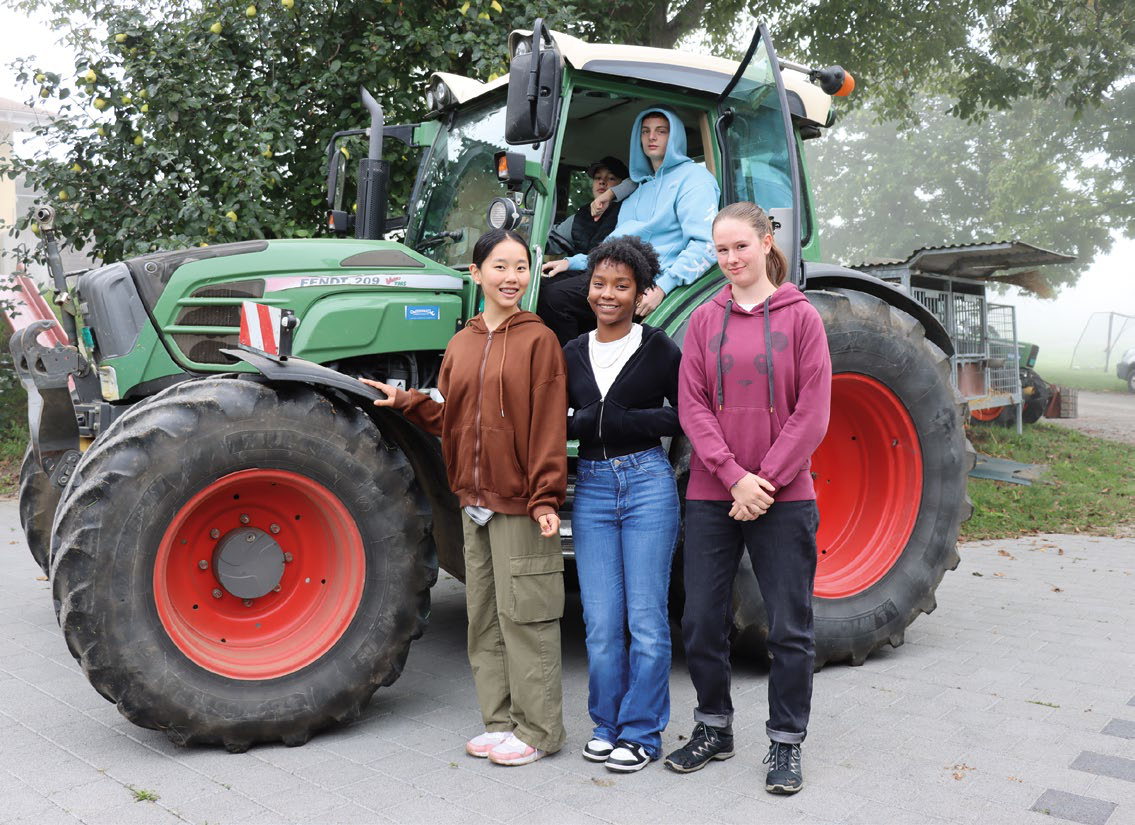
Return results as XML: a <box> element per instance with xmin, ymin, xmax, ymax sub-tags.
<box><xmin>361</xmin><ymin>228</ymin><xmax>568</xmax><ymax>767</ymax></box>
<box><xmin>665</xmin><ymin>203</ymin><xmax>831</xmax><ymax>794</ymax></box>
<box><xmin>564</xmin><ymin>235</ymin><xmax>683</xmax><ymax>773</ymax></box>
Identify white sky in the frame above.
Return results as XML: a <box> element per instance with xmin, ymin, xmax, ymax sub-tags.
<box><xmin>2</xmin><ymin>4</ymin><xmax>1130</xmax><ymax>362</ymax></box>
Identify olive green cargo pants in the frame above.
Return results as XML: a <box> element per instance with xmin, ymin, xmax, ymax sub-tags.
<box><xmin>462</xmin><ymin>512</ymin><xmax>565</xmax><ymax>753</ymax></box>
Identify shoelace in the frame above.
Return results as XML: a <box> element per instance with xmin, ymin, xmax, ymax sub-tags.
<box><xmin>763</xmin><ymin>742</ymin><xmax>800</xmax><ymax>772</ymax></box>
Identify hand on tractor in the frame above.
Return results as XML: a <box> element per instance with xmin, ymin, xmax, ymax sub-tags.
<box><xmin>635</xmin><ymin>285</ymin><xmax>665</xmax><ymax>316</ymax></box>
<box><xmin>542</xmin><ymin>259</ymin><xmax>571</xmax><ymax>279</ymax></box>
<box><xmin>730</xmin><ymin>473</ymin><xmax>774</xmax><ymax>521</ymax></box>
<box><xmin>358</xmin><ymin>377</ymin><xmax>397</xmax><ymax>407</ymax></box>
<box><xmin>538</xmin><ymin>512</ymin><xmax>560</xmax><ymax>538</ymax></box>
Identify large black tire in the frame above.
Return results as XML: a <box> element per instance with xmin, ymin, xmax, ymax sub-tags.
<box><xmin>18</xmin><ymin>446</ymin><xmax>61</xmax><ymax>575</ymax></box>
<box><xmin>731</xmin><ymin>289</ymin><xmax>973</xmax><ymax>667</ymax></box>
<box><xmin>50</xmin><ymin>377</ymin><xmax>436</xmax><ymax>750</ymax></box>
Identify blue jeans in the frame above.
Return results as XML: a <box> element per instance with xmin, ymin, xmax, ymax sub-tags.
<box><xmin>572</xmin><ymin>446</ymin><xmax>680</xmax><ymax>758</ymax></box>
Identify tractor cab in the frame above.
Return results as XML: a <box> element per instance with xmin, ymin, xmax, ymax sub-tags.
<box><xmin>396</xmin><ymin>21</ymin><xmax>850</xmax><ymax>316</ymax></box>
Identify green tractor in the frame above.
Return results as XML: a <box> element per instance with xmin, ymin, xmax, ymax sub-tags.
<box><xmin>6</xmin><ymin>21</ymin><xmax>971</xmax><ymax>751</ymax></box>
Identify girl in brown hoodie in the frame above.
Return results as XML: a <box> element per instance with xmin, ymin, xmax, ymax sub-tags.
<box><xmin>362</xmin><ymin>229</ymin><xmax>568</xmax><ymax>766</ymax></box>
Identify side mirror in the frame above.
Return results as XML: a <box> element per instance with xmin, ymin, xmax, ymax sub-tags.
<box><xmin>326</xmin><ymin>147</ymin><xmax>348</xmax><ymax>211</ymax></box>
<box><xmin>505</xmin><ymin>19</ymin><xmax>563</xmax><ymax>145</ymax></box>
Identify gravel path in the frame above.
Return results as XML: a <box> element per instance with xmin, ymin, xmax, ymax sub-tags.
<box><xmin>1047</xmin><ymin>390</ymin><xmax>1135</xmax><ymax>445</ymax></box>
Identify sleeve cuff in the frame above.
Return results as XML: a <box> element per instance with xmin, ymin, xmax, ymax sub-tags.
<box><xmin>530</xmin><ymin>504</ymin><xmax>556</xmax><ymax>522</ymax></box>
<box><xmin>654</xmin><ymin>272</ymin><xmax>678</xmax><ymax>294</ymax></box>
<box><xmin>714</xmin><ymin>460</ymin><xmax>748</xmax><ymax>493</ymax></box>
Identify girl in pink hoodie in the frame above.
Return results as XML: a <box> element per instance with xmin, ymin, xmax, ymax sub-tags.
<box><xmin>664</xmin><ymin>203</ymin><xmax>831</xmax><ymax>795</ymax></box>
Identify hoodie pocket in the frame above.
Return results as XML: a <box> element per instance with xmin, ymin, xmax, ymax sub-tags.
<box><xmin>479</xmin><ymin>425</ymin><xmax>526</xmax><ymax>498</ymax></box>
<box><xmin>509</xmin><ymin>552</ymin><xmax>565</xmax><ymax>623</ymax></box>
<box><xmin>714</xmin><ymin>407</ymin><xmax>774</xmax><ymax>474</ymax></box>
<box><xmin>443</xmin><ymin>424</ymin><xmax>476</xmax><ymax>491</ymax></box>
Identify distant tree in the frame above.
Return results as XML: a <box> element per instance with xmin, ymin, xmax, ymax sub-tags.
<box><xmin>807</xmin><ymin>83</ymin><xmax>1134</xmax><ymax>286</ymax></box>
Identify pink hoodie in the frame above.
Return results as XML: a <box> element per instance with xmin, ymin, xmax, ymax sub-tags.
<box><xmin>678</xmin><ymin>283</ymin><xmax>831</xmax><ymax>501</ymax></box>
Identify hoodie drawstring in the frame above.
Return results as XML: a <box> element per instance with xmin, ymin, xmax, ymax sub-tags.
<box><xmin>716</xmin><ymin>299</ymin><xmax>732</xmax><ymax>410</ymax></box>
<box><xmin>763</xmin><ymin>296</ymin><xmax>774</xmax><ymax>413</ymax></box>
<box><xmin>716</xmin><ymin>296</ymin><xmax>775</xmax><ymax>413</ymax></box>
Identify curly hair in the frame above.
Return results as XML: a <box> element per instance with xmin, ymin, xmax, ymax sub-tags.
<box><xmin>586</xmin><ymin>235</ymin><xmax>661</xmax><ymax>294</ymax></box>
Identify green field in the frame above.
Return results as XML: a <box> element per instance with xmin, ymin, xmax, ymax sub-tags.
<box><xmin>963</xmin><ymin>421</ymin><xmax>1135</xmax><ymax>540</ymax></box>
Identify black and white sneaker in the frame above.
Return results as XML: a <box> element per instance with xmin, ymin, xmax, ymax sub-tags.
<box><xmin>582</xmin><ymin>738</ymin><xmax>614</xmax><ymax>763</ymax></box>
<box><xmin>663</xmin><ymin>723</ymin><xmax>735</xmax><ymax>773</ymax></box>
<box><xmin>763</xmin><ymin>741</ymin><xmax>803</xmax><ymax>794</ymax></box>
<box><xmin>605</xmin><ymin>740</ymin><xmax>654</xmax><ymax>773</ymax></box>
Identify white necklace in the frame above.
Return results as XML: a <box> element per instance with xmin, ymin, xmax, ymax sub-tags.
<box><xmin>589</xmin><ymin>328</ymin><xmax>635</xmax><ymax>370</ymax></box>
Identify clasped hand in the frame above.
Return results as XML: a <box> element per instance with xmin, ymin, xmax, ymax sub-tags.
<box><xmin>729</xmin><ymin>473</ymin><xmax>775</xmax><ymax>521</ymax></box>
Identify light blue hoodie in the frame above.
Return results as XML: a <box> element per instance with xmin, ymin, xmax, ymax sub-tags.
<box><xmin>565</xmin><ymin>107</ymin><xmax>720</xmax><ymax>294</ymax></box>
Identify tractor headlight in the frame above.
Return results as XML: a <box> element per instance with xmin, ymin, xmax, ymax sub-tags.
<box><xmin>486</xmin><ymin>197</ymin><xmax>521</xmax><ymax>231</ymax></box>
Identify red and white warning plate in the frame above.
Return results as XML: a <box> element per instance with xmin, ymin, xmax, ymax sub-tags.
<box><xmin>239</xmin><ymin>301</ymin><xmax>283</xmax><ymax>356</ymax></box>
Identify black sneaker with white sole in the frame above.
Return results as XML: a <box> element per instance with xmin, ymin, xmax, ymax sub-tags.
<box><xmin>582</xmin><ymin>738</ymin><xmax>614</xmax><ymax>762</ymax></box>
<box><xmin>605</xmin><ymin>740</ymin><xmax>654</xmax><ymax>773</ymax></box>
<box><xmin>763</xmin><ymin>741</ymin><xmax>803</xmax><ymax>794</ymax></box>
<box><xmin>663</xmin><ymin>723</ymin><xmax>734</xmax><ymax>773</ymax></box>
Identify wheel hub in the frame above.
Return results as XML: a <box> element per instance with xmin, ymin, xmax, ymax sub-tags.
<box><xmin>213</xmin><ymin>527</ymin><xmax>285</xmax><ymax>599</ymax></box>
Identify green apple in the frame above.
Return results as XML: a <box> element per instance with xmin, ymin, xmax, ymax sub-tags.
<box><xmin>210</xmin><ymin>21</ymin><xmax>223</xmax><ymax>34</ymax></box>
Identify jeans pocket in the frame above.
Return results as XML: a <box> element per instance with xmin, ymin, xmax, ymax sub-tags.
<box><xmin>634</xmin><ymin>457</ymin><xmax>675</xmax><ymax>479</ymax></box>
<box><xmin>509</xmin><ymin>553</ymin><xmax>565</xmax><ymax>623</ymax></box>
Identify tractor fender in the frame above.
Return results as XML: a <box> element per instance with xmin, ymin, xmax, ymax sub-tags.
<box><xmin>804</xmin><ymin>263</ymin><xmax>953</xmax><ymax>357</ymax></box>
<box><xmin>221</xmin><ymin>347</ymin><xmax>465</xmax><ymax>578</ymax></box>
<box><xmin>221</xmin><ymin>347</ymin><xmax>387</xmax><ymax>404</ymax></box>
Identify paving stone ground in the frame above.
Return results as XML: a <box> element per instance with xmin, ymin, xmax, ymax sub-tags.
<box><xmin>1</xmin><ymin>497</ymin><xmax>1133</xmax><ymax>825</ymax></box>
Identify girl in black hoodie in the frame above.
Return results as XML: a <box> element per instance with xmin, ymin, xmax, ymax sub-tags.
<box><xmin>565</xmin><ymin>235</ymin><xmax>683</xmax><ymax>773</ymax></box>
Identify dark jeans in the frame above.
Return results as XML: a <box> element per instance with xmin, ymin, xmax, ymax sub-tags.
<box><xmin>681</xmin><ymin>498</ymin><xmax>819</xmax><ymax>744</ymax></box>
<box><xmin>537</xmin><ymin>271</ymin><xmax>595</xmax><ymax>346</ymax></box>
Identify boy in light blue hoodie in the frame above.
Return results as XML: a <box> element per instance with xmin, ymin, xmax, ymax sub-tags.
<box><xmin>540</xmin><ymin>107</ymin><xmax>720</xmax><ymax>340</ymax></box>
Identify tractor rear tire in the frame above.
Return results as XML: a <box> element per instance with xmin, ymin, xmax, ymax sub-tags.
<box><xmin>1010</xmin><ymin>368</ymin><xmax>1050</xmax><ymax>425</ymax></box>
<box><xmin>50</xmin><ymin>377</ymin><xmax>436</xmax><ymax>750</ymax></box>
<box><xmin>18</xmin><ymin>446</ymin><xmax>60</xmax><ymax>575</ymax></box>
<box><xmin>731</xmin><ymin>289</ymin><xmax>973</xmax><ymax>667</ymax></box>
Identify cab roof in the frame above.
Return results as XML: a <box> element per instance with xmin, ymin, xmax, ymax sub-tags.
<box><xmin>430</xmin><ymin>28</ymin><xmax>834</xmax><ymax>128</ymax></box>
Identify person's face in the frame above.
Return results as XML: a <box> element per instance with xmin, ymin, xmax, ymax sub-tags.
<box><xmin>640</xmin><ymin>115</ymin><xmax>670</xmax><ymax>165</ymax></box>
<box><xmin>587</xmin><ymin>259</ymin><xmax>639</xmax><ymax>328</ymax></box>
<box><xmin>470</xmin><ymin>238</ymin><xmax>531</xmax><ymax>313</ymax></box>
<box><xmin>590</xmin><ymin>167</ymin><xmax>622</xmax><ymax>199</ymax></box>
<box><xmin>713</xmin><ymin>217</ymin><xmax>773</xmax><ymax>291</ymax></box>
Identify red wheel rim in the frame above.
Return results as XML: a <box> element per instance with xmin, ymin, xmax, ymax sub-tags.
<box><xmin>970</xmin><ymin>405</ymin><xmax>1003</xmax><ymax>422</ymax></box>
<box><xmin>811</xmin><ymin>374</ymin><xmax>922</xmax><ymax>598</ymax></box>
<box><xmin>154</xmin><ymin>469</ymin><xmax>365</xmax><ymax>679</ymax></box>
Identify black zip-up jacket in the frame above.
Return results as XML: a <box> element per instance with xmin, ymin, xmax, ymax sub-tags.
<box><xmin>565</xmin><ymin>324</ymin><xmax>683</xmax><ymax>460</ymax></box>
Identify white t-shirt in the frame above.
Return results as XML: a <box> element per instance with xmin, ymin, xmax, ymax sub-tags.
<box><xmin>589</xmin><ymin>324</ymin><xmax>643</xmax><ymax>398</ymax></box>
<box><xmin>737</xmin><ymin>302</ymin><xmax>758</xmax><ymax>312</ymax></box>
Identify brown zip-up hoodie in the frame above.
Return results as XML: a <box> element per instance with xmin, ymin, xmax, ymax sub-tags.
<box><xmin>392</xmin><ymin>310</ymin><xmax>568</xmax><ymax>521</ymax></box>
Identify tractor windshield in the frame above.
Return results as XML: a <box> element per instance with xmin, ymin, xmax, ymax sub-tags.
<box><xmin>407</xmin><ymin>99</ymin><xmax>541</xmax><ymax>268</ymax></box>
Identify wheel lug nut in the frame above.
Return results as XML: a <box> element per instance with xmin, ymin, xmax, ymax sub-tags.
<box><xmin>270</xmin><ymin>524</ymin><xmax>280</xmax><ymax>534</ymax></box>
<box><xmin>198</xmin><ymin>560</ymin><xmax>208</xmax><ymax>570</ymax></box>
<box><xmin>243</xmin><ymin>599</ymin><xmax>253</xmax><ymax>607</ymax></box>
<box><xmin>273</xmin><ymin>584</ymin><xmax>281</xmax><ymax>592</ymax></box>
<box><xmin>239</xmin><ymin>514</ymin><xmax>250</xmax><ymax>524</ymax></box>
<box><xmin>210</xmin><ymin>528</ymin><xmax>220</xmax><ymax>539</ymax></box>
<box><xmin>212</xmin><ymin>588</ymin><xmax>223</xmax><ymax>599</ymax></box>
<box><xmin>283</xmin><ymin>552</ymin><xmax>294</xmax><ymax>563</ymax></box>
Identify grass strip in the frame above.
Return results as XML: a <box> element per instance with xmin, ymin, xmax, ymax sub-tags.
<box><xmin>963</xmin><ymin>421</ymin><xmax>1135</xmax><ymax>540</ymax></box>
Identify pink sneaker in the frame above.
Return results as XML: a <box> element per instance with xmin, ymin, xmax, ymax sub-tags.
<box><xmin>465</xmin><ymin>730</ymin><xmax>511</xmax><ymax>758</ymax></box>
<box><xmin>488</xmin><ymin>733</ymin><xmax>546</xmax><ymax>766</ymax></box>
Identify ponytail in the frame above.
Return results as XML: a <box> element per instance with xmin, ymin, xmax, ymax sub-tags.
<box><xmin>713</xmin><ymin>201</ymin><xmax>789</xmax><ymax>286</ymax></box>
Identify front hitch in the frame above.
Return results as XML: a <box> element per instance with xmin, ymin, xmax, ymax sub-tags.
<box><xmin>9</xmin><ymin>320</ymin><xmax>83</xmax><ymax>487</ymax></box>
